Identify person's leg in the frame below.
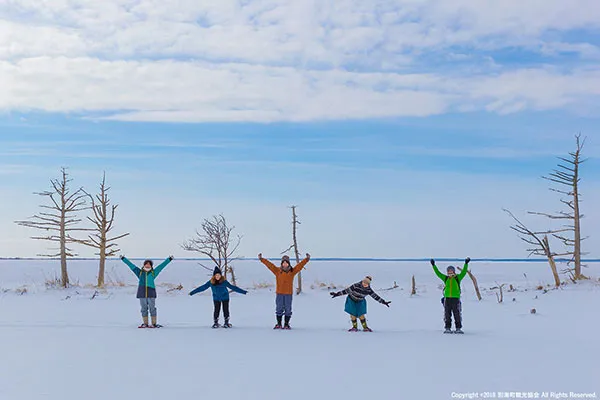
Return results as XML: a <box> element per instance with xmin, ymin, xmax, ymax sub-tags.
<box><xmin>223</xmin><ymin>300</ymin><xmax>230</xmax><ymax>323</ymax></box>
<box><xmin>444</xmin><ymin>298</ymin><xmax>452</xmax><ymax>330</ymax></box>
<box><xmin>284</xmin><ymin>295</ymin><xmax>293</xmax><ymax>327</ymax></box>
<box><xmin>213</xmin><ymin>301</ymin><xmax>222</xmax><ymax>324</ymax></box>
<box><xmin>350</xmin><ymin>316</ymin><xmax>358</xmax><ymax>329</ymax></box>
<box><xmin>275</xmin><ymin>295</ymin><xmax>284</xmax><ymax>327</ymax></box>
<box><xmin>140</xmin><ymin>298</ymin><xmax>149</xmax><ymax>326</ymax></box>
<box><xmin>149</xmin><ymin>298</ymin><xmax>158</xmax><ymax>326</ymax></box>
<box><xmin>453</xmin><ymin>299</ymin><xmax>462</xmax><ymax>330</ymax></box>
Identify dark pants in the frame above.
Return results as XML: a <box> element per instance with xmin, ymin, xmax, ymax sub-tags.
<box><xmin>443</xmin><ymin>297</ymin><xmax>462</xmax><ymax>329</ymax></box>
<box><xmin>276</xmin><ymin>294</ymin><xmax>293</xmax><ymax>317</ymax></box>
<box><xmin>214</xmin><ymin>300</ymin><xmax>230</xmax><ymax>322</ymax></box>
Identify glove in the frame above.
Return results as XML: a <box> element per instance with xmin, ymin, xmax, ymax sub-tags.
<box><xmin>120</xmin><ymin>255</ymin><xmax>125</xmax><ymax>260</ymax></box>
<box><xmin>169</xmin><ymin>255</ymin><xmax>174</xmax><ymax>261</ymax></box>
<box><xmin>430</xmin><ymin>259</ymin><xmax>435</xmax><ymax>266</ymax></box>
<box><xmin>383</xmin><ymin>301</ymin><xmax>391</xmax><ymax>307</ymax></box>
<box><xmin>465</xmin><ymin>257</ymin><xmax>471</xmax><ymax>264</ymax></box>
<box><xmin>330</xmin><ymin>292</ymin><xmax>340</xmax><ymax>298</ymax></box>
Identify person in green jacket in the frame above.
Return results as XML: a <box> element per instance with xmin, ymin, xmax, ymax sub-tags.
<box><xmin>430</xmin><ymin>257</ymin><xmax>470</xmax><ymax>334</ymax></box>
<box><xmin>120</xmin><ymin>255</ymin><xmax>174</xmax><ymax>328</ymax></box>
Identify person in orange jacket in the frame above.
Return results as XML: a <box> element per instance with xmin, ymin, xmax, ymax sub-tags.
<box><xmin>258</xmin><ymin>253</ymin><xmax>310</xmax><ymax>329</ymax></box>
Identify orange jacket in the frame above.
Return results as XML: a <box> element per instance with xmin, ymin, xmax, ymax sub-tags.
<box><xmin>261</xmin><ymin>257</ymin><xmax>309</xmax><ymax>295</ymax></box>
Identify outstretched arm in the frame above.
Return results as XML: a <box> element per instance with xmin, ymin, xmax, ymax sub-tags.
<box><xmin>258</xmin><ymin>253</ymin><xmax>279</xmax><ymax>275</ymax></box>
<box><xmin>292</xmin><ymin>254</ymin><xmax>311</xmax><ymax>276</ymax></box>
<box><xmin>430</xmin><ymin>259</ymin><xmax>447</xmax><ymax>281</ymax></box>
<box><xmin>331</xmin><ymin>283</ymin><xmax>356</xmax><ymax>297</ymax></box>
<box><xmin>225</xmin><ymin>281</ymin><xmax>248</xmax><ymax>295</ymax></box>
<box><xmin>369</xmin><ymin>288</ymin><xmax>391</xmax><ymax>307</ymax></box>
<box><xmin>120</xmin><ymin>256</ymin><xmax>141</xmax><ymax>275</ymax></box>
<box><xmin>189</xmin><ymin>281</ymin><xmax>211</xmax><ymax>296</ymax></box>
<box><xmin>153</xmin><ymin>256</ymin><xmax>174</xmax><ymax>276</ymax></box>
<box><xmin>457</xmin><ymin>257</ymin><xmax>470</xmax><ymax>281</ymax></box>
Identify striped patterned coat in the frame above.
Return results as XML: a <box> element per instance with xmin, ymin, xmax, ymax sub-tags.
<box><xmin>336</xmin><ymin>282</ymin><xmax>387</xmax><ymax>304</ymax></box>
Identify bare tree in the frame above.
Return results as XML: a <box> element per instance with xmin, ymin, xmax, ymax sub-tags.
<box><xmin>282</xmin><ymin>205</ymin><xmax>303</xmax><ymax>294</ymax></box>
<box><xmin>77</xmin><ymin>173</ymin><xmax>130</xmax><ymax>287</ymax></box>
<box><xmin>181</xmin><ymin>214</ymin><xmax>242</xmax><ymax>285</ymax></box>
<box><xmin>15</xmin><ymin>168</ymin><xmax>89</xmax><ymax>288</ymax></box>
<box><xmin>457</xmin><ymin>266</ymin><xmax>482</xmax><ymax>300</ymax></box>
<box><xmin>530</xmin><ymin>134</ymin><xmax>587</xmax><ymax>280</ymax></box>
<box><xmin>410</xmin><ymin>275</ymin><xmax>416</xmax><ymax>296</ymax></box>
<box><xmin>504</xmin><ymin>209</ymin><xmax>566</xmax><ymax>287</ymax></box>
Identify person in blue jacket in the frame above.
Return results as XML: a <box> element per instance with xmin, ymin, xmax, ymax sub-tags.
<box><xmin>189</xmin><ymin>266</ymin><xmax>248</xmax><ymax>328</ymax></box>
<box><xmin>120</xmin><ymin>255</ymin><xmax>174</xmax><ymax>328</ymax></box>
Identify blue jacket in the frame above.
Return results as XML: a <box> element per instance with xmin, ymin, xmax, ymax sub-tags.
<box><xmin>121</xmin><ymin>256</ymin><xmax>172</xmax><ymax>298</ymax></box>
<box><xmin>189</xmin><ymin>277</ymin><xmax>247</xmax><ymax>301</ymax></box>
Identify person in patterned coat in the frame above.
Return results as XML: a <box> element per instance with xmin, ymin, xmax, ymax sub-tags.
<box><xmin>330</xmin><ymin>276</ymin><xmax>391</xmax><ymax>332</ymax></box>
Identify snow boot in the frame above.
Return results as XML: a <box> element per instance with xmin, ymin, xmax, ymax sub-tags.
<box><xmin>151</xmin><ymin>316</ymin><xmax>162</xmax><ymax>328</ymax></box>
<box><xmin>274</xmin><ymin>316</ymin><xmax>282</xmax><ymax>329</ymax></box>
<box><xmin>139</xmin><ymin>316</ymin><xmax>149</xmax><ymax>328</ymax></box>
<box><xmin>348</xmin><ymin>327</ymin><xmax>359</xmax><ymax>332</ymax></box>
<box><xmin>454</xmin><ymin>328</ymin><xmax>464</xmax><ymax>334</ymax></box>
<box><xmin>444</xmin><ymin>328</ymin><xmax>453</xmax><ymax>334</ymax></box>
<box><xmin>283</xmin><ymin>316</ymin><xmax>291</xmax><ymax>330</ymax></box>
<box><xmin>212</xmin><ymin>319</ymin><xmax>220</xmax><ymax>329</ymax></box>
<box><xmin>359</xmin><ymin>317</ymin><xmax>370</xmax><ymax>332</ymax></box>
<box><xmin>223</xmin><ymin>318</ymin><xmax>232</xmax><ymax>328</ymax></box>
<box><xmin>362</xmin><ymin>327</ymin><xmax>373</xmax><ymax>332</ymax></box>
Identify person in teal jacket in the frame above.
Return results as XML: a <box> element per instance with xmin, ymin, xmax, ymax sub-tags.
<box><xmin>430</xmin><ymin>257</ymin><xmax>470</xmax><ymax>334</ymax></box>
<box><xmin>189</xmin><ymin>266</ymin><xmax>247</xmax><ymax>328</ymax></box>
<box><xmin>120</xmin><ymin>255</ymin><xmax>173</xmax><ymax>328</ymax></box>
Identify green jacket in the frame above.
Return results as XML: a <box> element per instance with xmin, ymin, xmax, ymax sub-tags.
<box><xmin>432</xmin><ymin>263</ymin><xmax>468</xmax><ymax>298</ymax></box>
<box><xmin>121</xmin><ymin>256</ymin><xmax>172</xmax><ymax>298</ymax></box>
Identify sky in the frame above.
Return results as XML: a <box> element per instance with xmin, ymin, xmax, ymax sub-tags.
<box><xmin>1</xmin><ymin>0</ymin><xmax>599</xmax><ymax>259</ymax></box>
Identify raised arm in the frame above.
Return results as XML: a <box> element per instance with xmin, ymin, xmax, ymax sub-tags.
<box><xmin>189</xmin><ymin>281</ymin><xmax>211</xmax><ymax>296</ymax></box>
<box><xmin>457</xmin><ymin>257</ymin><xmax>470</xmax><ymax>281</ymax></box>
<box><xmin>225</xmin><ymin>281</ymin><xmax>248</xmax><ymax>295</ymax></box>
<box><xmin>430</xmin><ymin>259</ymin><xmax>447</xmax><ymax>281</ymax></box>
<box><xmin>258</xmin><ymin>253</ymin><xmax>279</xmax><ymax>275</ymax></box>
<box><xmin>153</xmin><ymin>256</ymin><xmax>174</xmax><ymax>276</ymax></box>
<box><xmin>292</xmin><ymin>254</ymin><xmax>311</xmax><ymax>276</ymax></box>
<box><xmin>120</xmin><ymin>256</ymin><xmax>141</xmax><ymax>275</ymax></box>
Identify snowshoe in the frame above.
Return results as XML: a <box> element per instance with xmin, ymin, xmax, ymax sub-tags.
<box><xmin>138</xmin><ymin>323</ymin><xmax>149</xmax><ymax>329</ymax></box>
<box><xmin>454</xmin><ymin>329</ymin><xmax>464</xmax><ymax>334</ymax></box>
<box><xmin>212</xmin><ymin>322</ymin><xmax>220</xmax><ymax>329</ymax></box>
<box><xmin>283</xmin><ymin>324</ymin><xmax>291</xmax><ymax>330</ymax></box>
<box><xmin>348</xmin><ymin>327</ymin><xmax>359</xmax><ymax>332</ymax></box>
<box><xmin>273</xmin><ymin>324</ymin><xmax>282</xmax><ymax>330</ymax></box>
<box><xmin>444</xmin><ymin>329</ymin><xmax>453</xmax><ymax>334</ymax></box>
<box><xmin>223</xmin><ymin>323</ymin><xmax>232</xmax><ymax>328</ymax></box>
<box><xmin>362</xmin><ymin>327</ymin><xmax>373</xmax><ymax>332</ymax></box>
<box><xmin>152</xmin><ymin>324</ymin><xmax>163</xmax><ymax>328</ymax></box>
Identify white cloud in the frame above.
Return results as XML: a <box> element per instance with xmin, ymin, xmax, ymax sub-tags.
<box><xmin>0</xmin><ymin>0</ymin><xmax>599</xmax><ymax>121</ymax></box>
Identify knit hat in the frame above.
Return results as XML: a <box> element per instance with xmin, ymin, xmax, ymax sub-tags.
<box><xmin>447</xmin><ymin>265</ymin><xmax>456</xmax><ymax>272</ymax></box>
<box><xmin>143</xmin><ymin>259</ymin><xmax>153</xmax><ymax>267</ymax></box>
<box><xmin>281</xmin><ymin>255</ymin><xmax>291</xmax><ymax>264</ymax></box>
<box><xmin>364</xmin><ymin>276</ymin><xmax>372</xmax><ymax>283</ymax></box>
<box><xmin>213</xmin><ymin>266</ymin><xmax>222</xmax><ymax>276</ymax></box>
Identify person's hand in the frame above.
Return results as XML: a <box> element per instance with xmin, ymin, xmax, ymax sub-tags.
<box><xmin>258</xmin><ymin>253</ymin><xmax>263</xmax><ymax>260</ymax></box>
<box><xmin>306</xmin><ymin>253</ymin><xmax>311</xmax><ymax>260</ymax></box>
<box><xmin>330</xmin><ymin>291</ymin><xmax>340</xmax><ymax>298</ymax></box>
<box><xmin>384</xmin><ymin>301</ymin><xmax>391</xmax><ymax>307</ymax></box>
<box><xmin>169</xmin><ymin>255</ymin><xmax>174</xmax><ymax>261</ymax></box>
<box><xmin>430</xmin><ymin>259</ymin><xmax>435</xmax><ymax>266</ymax></box>
<box><xmin>120</xmin><ymin>255</ymin><xmax>125</xmax><ymax>260</ymax></box>
<box><xmin>465</xmin><ymin>257</ymin><xmax>471</xmax><ymax>264</ymax></box>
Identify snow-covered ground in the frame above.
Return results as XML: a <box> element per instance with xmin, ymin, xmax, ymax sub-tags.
<box><xmin>0</xmin><ymin>259</ymin><xmax>599</xmax><ymax>400</ymax></box>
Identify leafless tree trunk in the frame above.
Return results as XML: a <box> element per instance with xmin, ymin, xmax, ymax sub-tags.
<box><xmin>504</xmin><ymin>209</ymin><xmax>567</xmax><ymax>287</ymax></box>
<box><xmin>181</xmin><ymin>214</ymin><xmax>242</xmax><ymax>285</ymax></box>
<box><xmin>15</xmin><ymin>168</ymin><xmax>89</xmax><ymax>288</ymax></box>
<box><xmin>492</xmin><ymin>283</ymin><xmax>506</xmax><ymax>303</ymax></box>
<box><xmin>76</xmin><ymin>173</ymin><xmax>130</xmax><ymax>287</ymax></box>
<box><xmin>283</xmin><ymin>206</ymin><xmax>303</xmax><ymax>294</ymax></box>
<box><xmin>531</xmin><ymin>134</ymin><xmax>587</xmax><ymax>280</ymax></box>
<box><xmin>410</xmin><ymin>275</ymin><xmax>416</xmax><ymax>296</ymax></box>
<box><xmin>458</xmin><ymin>266</ymin><xmax>482</xmax><ymax>300</ymax></box>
